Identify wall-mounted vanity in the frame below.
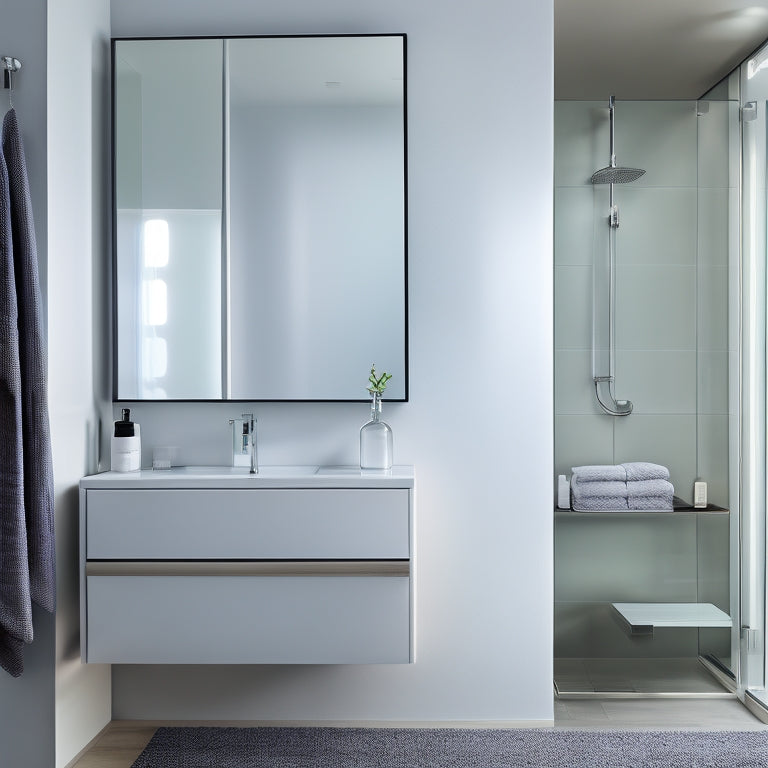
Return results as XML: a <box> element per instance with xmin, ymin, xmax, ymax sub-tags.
<box><xmin>79</xmin><ymin>466</ymin><xmax>415</xmax><ymax>664</ymax></box>
<box><xmin>95</xmin><ymin>35</ymin><xmax>413</xmax><ymax>666</ymax></box>
<box><xmin>113</xmin><ymin>34</ymin><xmax>407</xmax><ymax>402</ymax></box>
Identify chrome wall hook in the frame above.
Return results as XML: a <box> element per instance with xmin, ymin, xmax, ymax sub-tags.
<box><xmin>2</xmin><ymin>57</ymin><xmax>22</xmax><ymax>104</ymax></box>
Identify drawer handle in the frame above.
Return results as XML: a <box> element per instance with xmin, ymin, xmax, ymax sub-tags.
<box><xmin>86</xmin><ymin>560</ymin><xmax>409</xmax><ymax>577</ymax></box>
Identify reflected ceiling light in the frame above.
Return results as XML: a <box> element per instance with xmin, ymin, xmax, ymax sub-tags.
<box><xmin>143</xmin><ymin>337</ymin><xmax>168</xmax><ymax>379</ymax></box>
<box><xmin>142</xmin><ymin>279</ymin><xmax>167</xmax><ymax>326</ymax></box>
<box><xmin>143</xmin><ymin>218</ymin><xmax>169</xmax><ymax>268</ymax></box>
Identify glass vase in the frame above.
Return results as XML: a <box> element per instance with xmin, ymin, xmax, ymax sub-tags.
<box><xmin>360</xmin><ymin>391</ymin><xmax>393</xmax><ymax>470</ymax></box>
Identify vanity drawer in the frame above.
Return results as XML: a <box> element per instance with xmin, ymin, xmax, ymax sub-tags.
<box><xmin>86</xmin><ymin>563</ymin><xmax>411</xmax><ymax>663</ymax></box>
<box><xmin>86</xmin><ymin>488</ymin><xmax>409</xmax><ymax>559</ymax></box>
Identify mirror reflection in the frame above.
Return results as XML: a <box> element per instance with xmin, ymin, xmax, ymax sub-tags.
<box><xmin>113</xmin><ymin>35</ymin><xmax>407</xmax><ymax>401</ymax></box>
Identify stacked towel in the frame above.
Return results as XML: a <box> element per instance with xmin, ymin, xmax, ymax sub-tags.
<box><xmin>571</xmin><ymin>478</ymin><xmax>628</xmax><ymax>511</ymax></box>
<box><xmin>626</xmin><ymin>478</ymin><xmax>674</xmax><ymax>510</ymax></box>
<box><xmin>621</xmin><ymin>462</ymin><xmax>670</xmax><ymax>482</ymax></box>
<box><xmin>570</xmin><ymin>464</ymin><xmax>626</xmax><ymax>483</ymax></box>
<box><xmin>570</xmin><ymin>466</ymin><xmax>628</xmax><ymax>511</ymax></box>
<box><xmin>569</xmin><ymin>463</ymin><xmax>673</xmax><ymax>511</ymax></box>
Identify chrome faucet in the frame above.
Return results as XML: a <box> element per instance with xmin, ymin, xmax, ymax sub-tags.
<box><xmin>229</xmin><ymin>412</ymin><xmax>258</xmax><ymax>474</ymax></box>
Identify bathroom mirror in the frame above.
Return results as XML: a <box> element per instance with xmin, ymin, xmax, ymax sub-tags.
<box><xmin>113</xmin><ymin>35</ymin><xmax>407</xmax><ymax>401</ymax></box>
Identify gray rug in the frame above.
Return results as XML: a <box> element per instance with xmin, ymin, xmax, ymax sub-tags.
<box><xmin>131</xmin><ymin>726</ymin><xmax>768</xmax><ymax>767</ymax></box>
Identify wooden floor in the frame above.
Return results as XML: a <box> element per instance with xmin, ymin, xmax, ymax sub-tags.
<box><xmin>69</xmin><ymin>699</ymin><xmax>768</xmax><ymax>768</ymax></box>
<box><xmin>69</xmin><ymin>722</ymin><xmax>156</xmax><ymax>768</ymax></box>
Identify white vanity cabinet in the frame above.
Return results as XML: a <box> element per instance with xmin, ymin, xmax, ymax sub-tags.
<box><xmin>79</xmin><ymin>467</ymin><xmax>415</xmax><ymax>665</ymax></box>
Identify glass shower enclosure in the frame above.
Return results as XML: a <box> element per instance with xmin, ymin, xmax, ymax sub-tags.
<box><xmin>554</xmin><ymin>94</ymin><xmax>740</xmax><ymax>696</ymax></box>
<box><xmin>739</xmin><ymin>48</ymin><xmax>768</xmax><ymax>714</ymax></box>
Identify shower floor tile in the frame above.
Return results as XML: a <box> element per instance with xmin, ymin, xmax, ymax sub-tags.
<box><xmin>555</xmin><ymin>657</ymin><xmax>730</xmax><ymax>697</ymax></box>
<box><xmin>554</xmin><ymin>696</ymin><xmax>768</xmax><ymax>729</ymax></box>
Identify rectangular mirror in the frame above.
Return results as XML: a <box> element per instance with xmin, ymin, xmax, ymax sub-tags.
<box><xmin>113</xmin><ymin>35</ymin><xmax>407</xmax><ymax>401</ymax></box>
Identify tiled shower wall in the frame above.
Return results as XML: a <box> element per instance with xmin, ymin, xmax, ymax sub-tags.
<box><xmin>554</xmin><ymin>100</ymin><xmax>738</xmax><ymax>661</ymax></box>
<box><xmin>554</xmin><ymin>100</ymin><xmax>736</xmax><ymax>507</ymax></box>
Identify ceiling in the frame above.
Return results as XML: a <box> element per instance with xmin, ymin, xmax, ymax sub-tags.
<box><xmin>555</xmin><ymin>0</ymin><xmax>768</xmax><ymax>99</ymax></box>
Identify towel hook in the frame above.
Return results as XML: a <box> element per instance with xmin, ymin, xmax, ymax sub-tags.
<box><xmin>2</xmin><ymin>57</ymin><xmax>22</xmax><ymax>107</ymax></box>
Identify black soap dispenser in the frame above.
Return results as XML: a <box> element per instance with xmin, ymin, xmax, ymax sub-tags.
<box><xmin>111</xmin><ymin>408</ymin><xmax>141</xmax><ymax>471</ymax></box>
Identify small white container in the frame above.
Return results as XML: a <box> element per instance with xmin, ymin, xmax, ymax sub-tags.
<box><xmin>112</xmin><ymin>409</ymin><xmax>141</xmax><ymax>472</ymax></box>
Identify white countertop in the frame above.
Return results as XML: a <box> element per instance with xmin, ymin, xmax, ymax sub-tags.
<box><xmin>80</xmin><ymin>465</ymin><xmax>415</xmax><ymax>489</ymax></box>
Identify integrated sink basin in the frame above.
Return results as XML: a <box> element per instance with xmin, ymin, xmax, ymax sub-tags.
<box><xmin>88</xmin><ymin>465</ymin><xmax>414</xmax><ymax>488</ymax></box>
<box><xmin>175</xmin><ymin>465</ymin><xmax>320</xmax><ymax>478</ymax></box>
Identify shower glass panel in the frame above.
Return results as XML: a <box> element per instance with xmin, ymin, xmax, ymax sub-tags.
<box><xmin>695</xmin><ymin>93</ymin><xmax>741</xmax><ymax>688</ymax></box>
<box><xmin>554</xmin><ymin>97</ymin><xmax>739</xmax><ymax>697</ymax></box>
<box><xmin>739</xmin><ymin>51</ymin><xmax>768</xmax><ymax>707</ymax></box>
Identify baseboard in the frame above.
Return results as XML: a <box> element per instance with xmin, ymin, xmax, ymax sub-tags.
<box><xmin>110</xmin><ymin>718</ymin><xmax>555</xmax><ymax>730</ymax></box>
<box><xmin>61</xmin><ymin>721</ymin><xmax>113</xmax><ymax>768</ymax></box>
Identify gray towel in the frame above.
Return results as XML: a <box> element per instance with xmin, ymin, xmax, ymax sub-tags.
<box><xmin>621</xmin><ymin>462</ymin><xmax>670</xmax><ymax>482</ymax></box>
<box><xmin>571</xmin><ymin>479</ymin><xmax>627</xmax><ymax>500</ymax></box>
<box><xmin>627</xmin><ymin>478</ymin><xmax>674</xmax><ymax>498</ymax></box>
<box><xmin>630</xmin><ymin>495</ymin><xmax>675</xmax><ymax>511</ymax></box>
<box><xmin>0</xmin><ymin>111</ymin><xmax>32</xmax><ymax>677</ymax></box>
<box><xmin>572</xmin><ymin>495</ymin><xmax>630</xmax><ymax>511</ymax></box>
<box><xmin>0</xmin><ymin>109</ymin><xmax>55</xmax><ymax>677</ymax></box>
<box><xmin>571</xmin><ymin>464</ymin><xmax>626</xmax><ymax>483</ymax></box>
<box><xmin>628</xmin><ymin>479</ymin><xmax>674</xmax><ymax>511</ymax></box>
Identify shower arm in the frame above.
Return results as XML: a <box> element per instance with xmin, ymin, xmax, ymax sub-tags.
<box><xmin>608</xmin><ymin>98</ymin><xmax>619</xmax><ymax>227</ymax></box>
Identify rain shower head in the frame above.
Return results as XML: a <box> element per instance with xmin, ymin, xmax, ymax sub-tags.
<box><xmin>590</xmin><ymin>95</ymin><xmax>645</xmax><ymax>185</ymax></box>
<box><xmin>590</xmin><ymin>165</ymin><xmax>645</xmax><ymax>184</ymax></box>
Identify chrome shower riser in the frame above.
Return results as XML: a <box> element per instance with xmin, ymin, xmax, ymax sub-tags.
<box><xmin>590</xmin><ymin>95</ymin><xmax>644</xmax><ymax>416</ymax></box>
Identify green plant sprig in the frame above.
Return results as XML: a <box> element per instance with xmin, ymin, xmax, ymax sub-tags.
<box><xmin>367</xmin><ymin>364</ymin><xmax>393</xmax><ymax>395</ymax></box>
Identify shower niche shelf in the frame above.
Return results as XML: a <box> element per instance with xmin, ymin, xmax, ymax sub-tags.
<box><xmin>555</xmin><ymin>502</ymin><xmax>728</xmax><ymax>518</ymax></box>
<box><xmin>612</xmin><ymin>602</ymin><xmax>732</xmax><ymax>637</ymax></box>
<box><xmin>555</xmin><ymin>505</ymin><xmax>728</xmax><ymax>518</ymax></box>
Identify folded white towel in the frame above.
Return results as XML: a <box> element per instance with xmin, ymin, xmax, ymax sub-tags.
<box><xmin>627</xmin><ymin>479</ymin><xmax>674</xmax><ymax>498</ymax></box>
<box><xmin>571</xmin><ymin>479</ymin><xmax>627</xmax><ymax>500</ymax></box>
<box><xmin>621</xmin><ymin>462</ymin><xmax>670</xmax><ymax>482</ymax></box>
<box><xmin>630</xmin><ymin>495</ymin><xmax>674</xmax><ymax>511</ymax></box>
<box><xmin>627</xmin><ymin>479</ymin><xmax>673</xmax><ymax>511</ymax></box>
<box><xmin>572</xmin><ymin>495</ymin><xmax>629</xmax><ymax>511</ymax></box>
<box><xmin>571</xmin><ymin>465</ymin><xmax>626</xmax><ymax>483</ymax></box>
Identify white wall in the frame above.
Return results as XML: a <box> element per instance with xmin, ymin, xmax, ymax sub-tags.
<box><xmin>0</xmin><ymin>4</ymin><xmax>56</xmax><ymax>767</ymax></box>
<box><xmin>48</xmin><ymin>0</ymin><xmax>112</xmax><ymax>765</ymax></box>
<box><xmin>110</xmin><ymin>0</ymin><xmax>554</xmax><ymax>722</ymax></box>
